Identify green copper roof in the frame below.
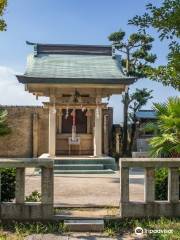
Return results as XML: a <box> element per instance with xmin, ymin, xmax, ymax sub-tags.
<box><xmin>17</xmin><ymin>43</ymin><xmax>136</xmax><ymax>84</ymax></box>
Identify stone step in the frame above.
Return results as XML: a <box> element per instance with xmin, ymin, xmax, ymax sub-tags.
<box><xmin>54</xmin><ymin>164</ymin><xmax>104</xmax><ymax>170</ymax></box>
<box><xmin>54</xmin><ymin>169</ymin><xmax>115</xmax><ymax>174</ymax></box>
<box><xmin>64</xmin><ymin>219</ymin><xmax>104</xmax><ymax>232</ymax></box>
<box><xmin>54</xmin><ymin>157</ymin><xmax>117</xmax><ymax>171</ymax></box>
<box><xmin>54</xmin><ymin>158</ymin><xmax>115</xmax><ymax>165</ymax></box>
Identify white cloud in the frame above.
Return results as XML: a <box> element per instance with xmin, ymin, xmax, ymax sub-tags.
<box><xmin>0</xmin><ymin>66</ymin><xmax>47</xmax><ymax>106</ymax></box>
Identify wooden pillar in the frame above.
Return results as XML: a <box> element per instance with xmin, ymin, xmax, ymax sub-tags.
<box><xmin>49</xmin><ymin>106</ymin><xmax>56</xmax><ymax>157</ymax></box>
<box><xmin>15</xmin><ymin>168</ymin><xmax>25</xmax><ymax>204</ymax></box>
<box><xmin>144</xmin><ymin>167</ymin><xmax>155</xmax><ymax>202</ymax></box>
<box><xmin>33</xmin><ymin>113</ymin><xmax>39</xmax><ymax>157</ymax></box>
<box><xmin>168</xmin><ymin>168</ymin><xmax>179</xmax><ymax>202</ymax></box>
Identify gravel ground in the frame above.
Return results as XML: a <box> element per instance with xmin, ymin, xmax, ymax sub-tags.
<box><xmin>25</xmin><ymin>169</ymin><xmax>144</xmax><ymax>207</ymax></box>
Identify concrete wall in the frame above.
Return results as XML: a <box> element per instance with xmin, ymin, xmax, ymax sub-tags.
<box><xmin>0</xmin><ymin>106</ymin><xmax>48</xmax><ymax>157</ymax></box>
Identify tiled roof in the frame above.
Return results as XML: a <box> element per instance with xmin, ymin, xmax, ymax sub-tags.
<box><xmin>17</xmin><ymin>43</ymin><xmax>136</xmax><ymax>84</ymax></box>
<box><xmin>136</xmin><ymin>110</ymin><xmax>157</xmax><ymax>119</ymax></box>
<box><xmin>25</xmin><ymin>54</ymin><xmax>131</xmax><ymax>79</ymax></box>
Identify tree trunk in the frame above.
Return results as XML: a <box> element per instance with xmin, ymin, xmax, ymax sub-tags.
<box><xmin>122</xmin><ymin>47</ymin><xmax>130</xmax><ymax>156</ymax></box>
<box><xmin>122</xmin><ymin>90</ymin><xmax>129</xmax><ymax>156</ymax></box>
<box><xmin>129</xmin><ymin>122</ymin><xmax>136</xmax><ymax>155</ymax></box>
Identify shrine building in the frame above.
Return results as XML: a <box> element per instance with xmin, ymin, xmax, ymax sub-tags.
<box><xmin>15</xmin><ymin>43</ymin><xmax>135</xmax><ymax>161</ymax></box>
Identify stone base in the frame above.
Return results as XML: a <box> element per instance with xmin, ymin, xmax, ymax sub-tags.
<box><xmin>120</xmin><ymin>202</ymin><xmax>180</xmax><ymax>217</ymax></box>
<box><xmin>0</xmin><ymin>203</ymin><xmax>53</xmax><ymax>220</ymax></box>
<box><xmin>64</xmin><ymin>220</ymin><xmax>104</xmax><ymax>232</ymax></box>
<box><xmin>132</xmin><ymin>152</ymin><xmax>149</xmax><ymax>158</ymax></box>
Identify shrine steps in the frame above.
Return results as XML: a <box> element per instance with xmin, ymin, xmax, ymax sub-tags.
<box><xmin>38</xmin><ymin>155</ymin><xmax>117</xmax><ymax>174</ymax></box>
<box><xmin>53</xmin><ymin>156</ymin><xmax>117</xmax><ymax>174</ymax></box>
<box><xmin>54</xmin><ymin>164</ymin><xmax>104</xmax><ymax>171</ymax></box>
<box><xmin>54</xmin><ymin>169</ymin><xmax>114</xmax><ymax>174</ymax></box>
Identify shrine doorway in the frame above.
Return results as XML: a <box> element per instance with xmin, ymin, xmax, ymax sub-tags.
<box><xmin>56</xmin><ymin>108</ymin><xmax>93</xmax><ymax>156</ymax></box>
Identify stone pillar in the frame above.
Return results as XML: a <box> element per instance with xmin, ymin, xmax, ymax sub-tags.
<box><xmin>33</xmin><ymin>113</ymin><xmax>39</xmax><ymax>157</ymax></box>
<box><xmin>144</xmin><ymin>167</ymin><xmax>155</xmax><ymax>202</ymax></box>
<box><xmin>94</xmin><ymin>105</ymin><xmax>102</xmax><ymax>156</ymax></box>
<box><xmin>15</xmin><ymin>168</ymin><xmax>25</xmax><ymax>204</ymax></box>
<box><xmin>49</xmin><ymin>105</ymin><xmax>56</xmax><ymax>157</ymax></box>
<box><xmin>115</xmin><ymin>131</ymin><xmax>120</xmax><ymax>154</ymax></box>
<box><xmin>41</xmin><ymin>167</ymin><xmax>54</xmax><ymax>204</ymax></box>
<box><xmin>104</xmin><ymin>114</ymin><xmax>109</xmax><ymax>155</ymax></box>
<box><xmin>41</xmin><ymin>166</ymin><xmax>54</xmax><ymax>218</ymax></box>
<box><xmin>168</xmin><ymin>168</ymin><xmax>179</xmax><ymax>202</ymax></box>
<box><xmin>120</xmin><ymin>166</ymin><xmax>129</xmax><ymax>203</ymax></box>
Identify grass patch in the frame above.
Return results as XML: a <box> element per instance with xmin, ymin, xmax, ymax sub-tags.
<box><xmin>0</xmin><ymin>218</ymin><xmax>179</xmax><ymax>239</ymax></box>
<box><xmin>104</xmin><ymin>217</ymin><xmax>180</xmax><ymax>239</ymax></box>
<box><xmin>0</xmin><ymin>221</ymin><xmax>66</xmax><ymax>239</ymax></box>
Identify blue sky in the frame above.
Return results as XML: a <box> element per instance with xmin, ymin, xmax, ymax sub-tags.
<box><xmin>0</xmin><ymin>0</ymin><xmax>179</xmax><ymax>123</ymax></box>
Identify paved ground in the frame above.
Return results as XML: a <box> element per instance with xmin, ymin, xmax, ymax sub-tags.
<box><xmin>25</xmin><ymin>169</ymin><xmax>144</xmax><ymax>207</ymax></box>
<box><xmin>26</xmin><ymin>233</ymin><xmax>136</xmax><ymax>240</ymax></box>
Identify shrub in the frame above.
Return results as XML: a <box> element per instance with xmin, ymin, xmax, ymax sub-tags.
<box><xmin>155</xmin><ymin>168</ymin><xmax>180</xmax><ymax>201</ymax></box>
<box><xmin>25</xmin><ymin>191</ymin><xmax>41</xmax><ymax>202</ymax></box>
<box><xmin>149</xmin><ymin>97</ymin><xmax>180</xmax><ymax>157</ymax></box>
<box><xmin>155</xmin><ymin>168</ymin><xmax>168</xmax><ymax>200</ymax></box>
<box><xmin>0</xmin><ymin>168</ymin><xmax>16</xmax><ymax>202</ymax></box>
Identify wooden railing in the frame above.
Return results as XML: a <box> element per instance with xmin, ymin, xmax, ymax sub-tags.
<box><xmin>0</xmin><ymin>158</ymin><xmax>54</xmax><ymax>220</ymax></box>
<box><xmin>119</xmin><ymin>158</ymin><xmax>180</xmax><ymax>217</ymax></box>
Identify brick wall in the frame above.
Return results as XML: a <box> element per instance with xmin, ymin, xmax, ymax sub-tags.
<box><xmin>0</xmin><ymin>106</ymin><xmax>48</xmax><ymax>157</ymax></box>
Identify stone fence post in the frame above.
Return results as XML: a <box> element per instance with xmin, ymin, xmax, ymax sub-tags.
<box><xmin>119</xmin><ymin>158</ymin><xmax>180</xmax><ymax>218</ymax></box>
<box><xmin>168</xmin><ymin>167</ymin><xmax>179</xmax><ymax>203</ymax></box>
<box><xmin>16</xmin><ymin>168</ymin><xmax>25</xmax><ymax>204</ymax></box>
<box><xmin>41</xmin><ymin>167</ymin><xmax>54</xmax><ymax>204</ymax></box>
<box><xmin>0</xmin><ymin>158</ymin><xmax>54</xmax><ymax>220</ymax></box>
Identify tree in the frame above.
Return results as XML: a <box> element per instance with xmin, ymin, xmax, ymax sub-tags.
<box><xmin>108</xmin><ymin>30</ymin><xmax>156</xmax><ymax>155</ymax></box>
<box><xmin>0</xmin><ymin>108</ymin><xmax>11</xmax><ymax>135</ymax></box>
<box><xmin>0</xmin><ymin>108</ymin><xmax>13</xmax><ymax>202</ymax></box>
<box><xmin>129</xmin><ymin>0</ymin><xmax>180</xmax><ymax>90</ymax></box>
<box><xmin>0</xmin><ymin>168</ymin><xmax>16</xmax><ymax>201</ymax></box>
<box><xmin>149</xmin><ymin>97</ymin><xmax>180</xmax><ymax>157</ymax></box>
<box><xmin>127</xmin><ymin>88</ymin><xmax>153</xmax><ymax>154</ymax></box>
<box><xmin>0</xmin><ymin>0</ymin><xmax>7</xmax><ymax>31</ymax></box>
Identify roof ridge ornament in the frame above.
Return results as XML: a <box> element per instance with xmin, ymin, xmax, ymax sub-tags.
<box><xmin>26</xmin><ymin>41</ymin><xmax>38</xmax><ymax>56</ymax></box>
<box><xmin>26</xmin><ymin>42</ymin><xmax>112</xmax><ymax>56</ymax></box>
<box><xmin>26</xmin><ymin>41</ymin><xmax>36</xmax><ymax>46</ymax></box>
